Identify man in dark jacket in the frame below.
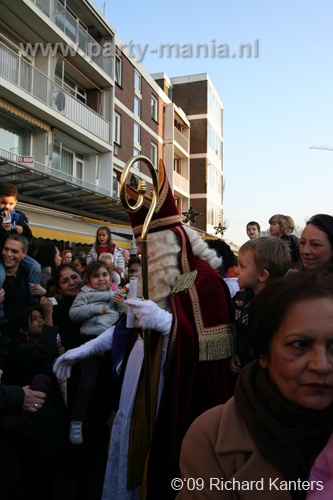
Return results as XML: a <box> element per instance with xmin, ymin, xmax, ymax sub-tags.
<box><xmin>2</xmin><ymin>234</ymin><xmax>31</xmax><ymax>334</ymax></box>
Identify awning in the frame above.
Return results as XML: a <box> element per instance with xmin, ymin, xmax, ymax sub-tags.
<box><xmin>0</xmin><ymin>98</ymin><xmax>51</xmax><ymax>132</ymax></box>
<box><xmin>19</xmin><ymin>204</ymin><xmax>133</xmax><ymax>248</ymax></box>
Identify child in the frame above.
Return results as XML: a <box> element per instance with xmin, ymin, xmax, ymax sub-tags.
<box><xmin>68</xmin><ymin>261</ymin><xmax>125</xmax><ymax>444</ymax></box>
<box><xmin>231</xmin><ymin>236</ymin><xmax>291</xmax><ymax>374</ymax></box>
<box><xmin>0</xmin><ymin>183</ymin><xmax>41</xmax><ymax>322</ymax></box>
<box><xmin>86</xmin><ymin>226</ymin><xmax>125</xmax><ymax>285</ymax></box>
<box><xmin>246</xmin><ymin>221</ymin><xmax>260</xmax><ymax>239</ymax></box>
<box><xmin>268</xmin><ymin>213</ymin><xmax>301</xmax><ymax>264</ymax></box>
<box><xmin>99</xmin><ymin>252</ymin><xmax>121</xmax><ymax>287</ymax></box>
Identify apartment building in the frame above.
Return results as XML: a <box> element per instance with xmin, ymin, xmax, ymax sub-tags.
<box><xmin>165</xmin><ymin>74</ymin><xmax>224</xmax><ymax>234</ymax></box>
<box><xmin>112</xmin><ymin>41</ymin><xmax>190</xmax><ymax>217</ymax></box>
<box><xmin>0</xmin><ymin>0</ymin><xmax>192</xmax><ymax>248</ymax></box>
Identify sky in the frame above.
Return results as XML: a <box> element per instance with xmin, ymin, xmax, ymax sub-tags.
<box><xmin>94</xmin><ymin>0</ymin><xmax>333</xmax><ymax>248</ymax></box>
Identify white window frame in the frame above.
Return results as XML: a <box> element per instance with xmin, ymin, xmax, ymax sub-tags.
<box><xmin>151</xmin><ymin>95</ymin><xmax>158</xmax><ymax>121</ymax></box>
<box><xmin>134</xmin><ymin>122</ymin><xmax>140</xmax><ymax>144</ymax></box>
<box><xmin>112</xmin><ymin>173</ymin><xmax>119</xmax><ymax>198</ymax></box>
<box><xmin>115</xmin><ymin>55</ymin><xmax>122</xmax><ymax>86</ymax></box>
<box><xmin>75</xmin><ymin>153</ymin><xmax>84</xmax><ymax>179</ymax></box>
<box><xmin>114</xmin><ymin>112</ymin><xmax>121</xmax><ymax>144</ymax></box>
<box><xmin>133</xmin><ymin>148</ymin><xmax>141</xmax><ymax>170</ymax></box>
<box><xmin>151</xmin><ymin>142</ymin><xmax>157</xmax><ymax>168</ymax></box>
<box><xmin>134</xmin><ymin>96</ymin><xmax>141</xmax><ymax>118</ymax></box>
<box><xmin>134</xmin><ymin>70</ymin><xmax>141</xmax><ymax>93</ymax></box>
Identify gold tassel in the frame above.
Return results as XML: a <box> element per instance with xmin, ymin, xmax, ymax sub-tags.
<box><xmin>198</xmin><ymin>323</ymin><xmax>237</xmax><ymax>361</ymax></box>
<box><xmin>171</xmin><ymin>270</ymin><xmax>198</xmax><ymax>294</ymax></box>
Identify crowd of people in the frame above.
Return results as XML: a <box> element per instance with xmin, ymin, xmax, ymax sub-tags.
<box><xmin>0</xmin><ymin>176</ymin><xmax>333</xmax><ymax>500</ymax></box>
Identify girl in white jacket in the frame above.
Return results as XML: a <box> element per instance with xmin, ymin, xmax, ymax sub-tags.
<box><xmin>86</xmin><ymin>226</ymin><xmax>125</xmax><ymax>273</ymax></box>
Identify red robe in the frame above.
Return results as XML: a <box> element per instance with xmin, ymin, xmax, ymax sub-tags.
<box><xmin>144</xmin><ymin>227</ymin><xmax>236</xmax><ymax>499</ymax></box>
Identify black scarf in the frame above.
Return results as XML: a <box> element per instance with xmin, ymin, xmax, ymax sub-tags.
<box><xmin>235</xmin><ymin>361</ymin><xmax>333</xmax><ymax>499</ymax></box>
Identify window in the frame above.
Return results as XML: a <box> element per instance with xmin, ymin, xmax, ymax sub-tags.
<box><xmin>51</xmin><ymin>144</ymin><xmax>85</xmax><ymax>178</ymax></box>
<box><xmin>134</xmin><ymin>96</ymin><xmax>141</xmax><ymax>118</ymax></box>
<box><xmin>174</xmin><ymin>158</ymin><xmax>182</xmax><ymax>175</ymax></box>
<box><xmin>0</xmin><ymin>116</ymin><xmax>31</xmax><ymax>157</ymax></box>
<box><xmin>55</xmin><ymin>61</ymin><xmax>87</xmax><ymax>104</ymax></box>
<box><xmin>207</xmin><ymin>162</ymin><xmax>222</xmax><ymax>203</ymax></box>
<box><xmin>112</xmin><ymin>173</ymin><xmax>119</xmax><ymax>198</ymax></box>
<box><xmin>207</xmin><ymin>122</ymin><xmax>222</xmax><ymax>160</ymax></box>
<box><xmin>134</xmin><ymin>122</ymin><xmax>140</xmax><ymax>144</ymax></box>
<box><xmin>52</xmin><ymin>144</ymin><xmax>73</xmax><ymax>175</ymax></box>
<box><xmin>134</xmin><ymin>70</ymin><xmax>141</xmax><ymax>93</ymax></box>
<box><xmin>114</xmin><ymin>112</ymin><xmax>121</xmax><ymax>144</ymax></box>
<box><xmin>208</xmin><ymin>85</ymin><xmax>222</xmax><ymax>132</ymax></box>
<box><xmin>133</xmin><ymin>148</ymin><xmax>141</xmax><ymax>170</ymax></box>
<box><xmin>115</xmin><ymin>55</ymin><xmax>122</xmax><ymax>86</ymax></box>
<box><xmin>151</xmin><ymin>142</ymin><xmax>157</xmax><ymax>168</ymax></box>
<box><xmin>75</xmin><ymin>153</ymin><xmax>84</xmax><ymax>179</ymax></box>
<box><xmin>151</xmin><ymin>95</ymin><xmax>158</xmax><ymax>121</ymax></box>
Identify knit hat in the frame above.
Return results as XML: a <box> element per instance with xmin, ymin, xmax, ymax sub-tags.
<box><xmin>125</xmin><ymin>160</ymin><xmax>182</xmax><ymax>238</ymax></box>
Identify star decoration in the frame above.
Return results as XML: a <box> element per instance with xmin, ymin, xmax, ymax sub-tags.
<box><xmin>214</xmin><ymin>223</ymin><xmax>227</xmax><ymax>235</ymax></box>
<box><xmin>182</xmin><ymin>205</ymin><xmax>200</xmax><ymax>224</ymax></box>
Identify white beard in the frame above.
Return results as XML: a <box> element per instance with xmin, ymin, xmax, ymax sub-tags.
<box><xmin>136</xmin><ymin>227</ymin><xmax>222</xmax><ymax>312</ymax></box>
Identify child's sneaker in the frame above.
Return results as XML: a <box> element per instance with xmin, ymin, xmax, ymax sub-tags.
<box><xmin>69</xmin><ymin>420</ymin><xmax>83</xmax><ymax>445</ymax></box>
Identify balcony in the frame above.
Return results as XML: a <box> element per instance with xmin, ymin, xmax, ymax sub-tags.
<box><xmin>32</xmin><ymin>0</ymin><xmax>112</xmax><ymax>77</ymax></box>
<box><xmin>174</xmin><ymin>127</ymin><xmax>189</xmax><ymax>154</ymax></box>
<box><xmin>0</xmin><ymin>148</ymin><xmax>110</xmax><ymax>197</ymax></box>
<box><xmin>0</xmin><ymin>42</ymin><xmax>111</xmax><ymax>143</ymax></box>
<box><xmin>173</xmin><ymin>170</ymin><xmax>189</xmax><ymax>195</ymax></box>
<box><xmin>0</xmin><ymin>153</ymin><xmax>130</xmax><ymax>224</ymax></box>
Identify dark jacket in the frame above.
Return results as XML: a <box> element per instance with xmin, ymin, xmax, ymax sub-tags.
<box><xmin>3</xmin><ymin>265</ymin><xmax>30</xmax><ymax>335</ymax></box>
<box><xmin>0</xmin><ymin>374</ymin><xmax>51</xmax><ymax>500</ymax></box>
<box><xmin>11</xmin><ymin>325</ymin><xmax>67</xmax><ymax>454</ymax></box>
<box><xmin>53</xmin><ymin>296</ymin><xmax>85</xmax><ymax>350</ymax></box>
<box><xmin>281</xmin><ymin>234</ymin><xmax>301</xmax><ymax>264</ymax></box>
<box><xmin>233</xmin><ymin>289</ymin><xmax>254</xmax><ymax>366</ymax></box>
<box><xmin>0</xmin><ymin>385</ymin><xmax>24</xmax><ymax>416</ymax></box>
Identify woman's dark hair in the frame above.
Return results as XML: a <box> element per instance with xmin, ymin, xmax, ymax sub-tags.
<box><xmin>128</xmin><ymin>256</ymin><xmax>141</xmax><ymax>269</ymax></box>
<box><xmin>73</xmin><ymin>256</ymin><xmax>86</xmax><ymax>266</ymax></box>
<box><xmin>306</xmin><ymin>214</ymin><xmax>333</xmax><ymax>249</ymax></box>
<box><xmin>53</xmin><ymin>263</ymin><xmax>80</xmax><ymax>288</ymax></box>
<box><xmin>35</xmin><ymin>242</ymin><xmax>59</xmax><ymax>270</ymax></box>
<box><xmin>72</xmin><ymin>256</ymin><xmax>86</xmax><ymax>273</ymax></box>
<box><xmin>95</xmin><ymin>226</ymin><xmax>113</xmax><ymax>255</ymax></box>
<box><xmin>16</xmin><ymin>306</ymin><xmax>43</xmax><ymax>333</ymax></box>
<box><xmin>248</xmin><ymin>271</ymin><xmax>333</xmax><ymax>358</ymax></box>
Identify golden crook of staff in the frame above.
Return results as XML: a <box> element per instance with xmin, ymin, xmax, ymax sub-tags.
<box><xmin>119</xmin><ymin>155</ymin><xmax>159</xmax><ymax>444</ymax></box>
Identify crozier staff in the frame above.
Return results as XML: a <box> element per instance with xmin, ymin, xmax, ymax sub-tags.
<box><xmin>177</xmin><ymin>272</ymin><xmax>333</xmax><ymax>500</ymax></box>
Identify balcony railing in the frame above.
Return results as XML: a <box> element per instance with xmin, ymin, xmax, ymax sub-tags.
<box><xmin>0</xmin><ymin>42</ymin><xmax>111</xmax><ymax>143</ymax></box>
<box><xmin>174</xmin><ymin>127</ymin><xmax>189</xmax><ymax>153</ymax></box>
<box><xmin>32</xmin><ymin>0</ymin><xmax>112</xmax><ymax>77</ymax></box>
<box><xmin>0</xmin><ymin>148</ymin><xmax>111</xmax><ymax>197</ymax></box>
<box><xmin>174</xmin><ymin>170</ymin><xmax>189</xmax><ymax>194</ymax></box>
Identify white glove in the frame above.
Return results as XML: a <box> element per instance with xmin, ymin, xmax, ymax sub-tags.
<box><xmin>125</xmin><ymin>299</ymin><xmax>172</xmax><ymax>336</ymax></box>
<box><xmin>53</xmin><ymin>327</ymin><xmax>115</xmax><ymax>379</ymax></box>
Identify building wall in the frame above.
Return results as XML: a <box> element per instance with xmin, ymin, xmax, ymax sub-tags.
<box><xmin>172</xmin><ymin>81</ymin><xmax>208</xmax><ymax>115</ymax></box>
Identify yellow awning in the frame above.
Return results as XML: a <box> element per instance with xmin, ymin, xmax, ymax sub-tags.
<box><xmin>19</xmin><ymin>204</ymin><xmax>132</xmax><ymax>248</ymax></box>
<box><xmin>0</xmin><ymin>99</ymin><xmax>51</xmax><ymax>132</ymax></box>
